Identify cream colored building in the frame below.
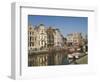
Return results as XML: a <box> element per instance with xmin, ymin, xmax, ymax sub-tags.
<box><xmin>28</xmin><ymin>24</ymin><xmax>37</xmax><ymax>50</ymax></box>
<box><xmin>36</xmin><ymin>24</ymin><xmax>47</xmax><ymax>50</ymax></box>
<box><xmin>54</xmin><ymin>29</ymin><xmax>63</xmax><ymax>47</ymax></box>
<box><xmin>28</xmin><ymin>24</ymin><xmax>48</xmax><ymax>51</ymax></box>
<box><xmin>66</xmin><ymin>32</ymin><xmax>82</xmax><ymax>46</ymax></box>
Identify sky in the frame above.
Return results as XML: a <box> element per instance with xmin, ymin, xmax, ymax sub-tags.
<box><xmin>28</xmin><ymin>15</ymin><xmax>88</xmax><ymax>37</ymax></box>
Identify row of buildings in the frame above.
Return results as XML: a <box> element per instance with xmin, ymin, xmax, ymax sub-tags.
<box><xmin>28</xmin><ymin>24</ymin><xmax>87</xmax><ymax>51</ymax></box>
<box><xmin>28</xmin><ymin>24</ymin><xmax>64</xmax><ymax>51</ymax></box>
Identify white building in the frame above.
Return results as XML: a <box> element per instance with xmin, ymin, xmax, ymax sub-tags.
<box><xmin>28</xmin><ymin>24</ymin><xmax>48</xmax><ymax>50</ymax></box>
<box><xmin>36</xmin><ymin>24</ymin><xmax>47</xmax><ymax>50</ymax></box>
<box><xmin>66</xmin><ymin>32</ymin><xmax>82</xmax><ymax>46</ymax></box>
<box><xmin>54</xmin><ymin>29</ymin><xmax>63</xmax><ymax>47</ymax></box>
<box><xmin>28</xmin><ymin>24</ymin><xmax>36</xmax><ymax>50</ymax></box>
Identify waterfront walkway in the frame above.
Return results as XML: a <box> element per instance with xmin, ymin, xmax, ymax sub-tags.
<box><xmin>70</xmin><ymin>54</ymin><xmax>88</xmax><ymax>64</ymax></box>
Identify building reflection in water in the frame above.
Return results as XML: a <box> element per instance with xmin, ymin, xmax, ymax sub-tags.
<box><xmin>28</xmin><ymin>48</ymin><xmax>69</xmax><ymax>66</ymax></box>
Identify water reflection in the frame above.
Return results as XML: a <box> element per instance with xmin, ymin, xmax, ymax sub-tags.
<box><xmin>28</xmin><ymin>48</ymin><xmax>87</xmax><ymax>66</ymax></box>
